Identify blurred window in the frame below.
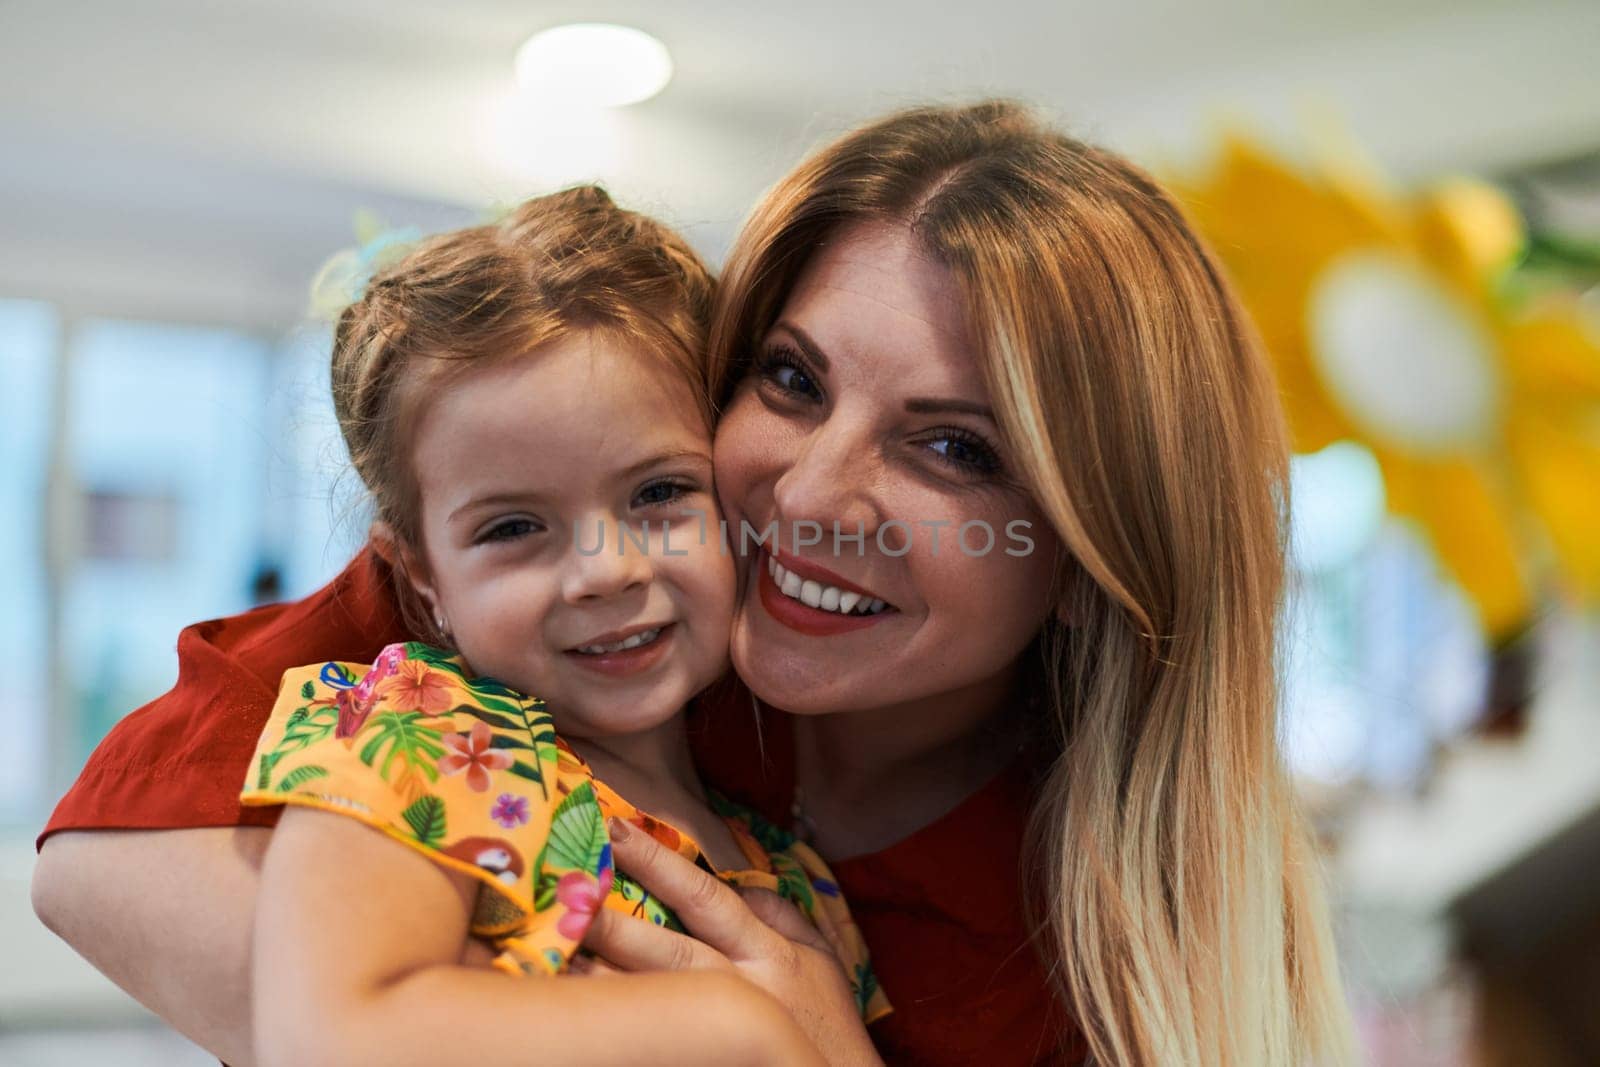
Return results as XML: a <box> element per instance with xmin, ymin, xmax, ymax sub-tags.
<box><xmin>0</xmin><ymin>300</ymin><xmax>59</xmax><ymax>824</ymax></box>
<box><xmin>59</xmin><ymin>318</ymin><xmax>274</xmax><ymax>776</ymax></box>
<box><xmin>1282</xmin><ymin>442</ymin><xmax>1490</xmax><ymax>792</ymax></box>
<box><xmin>0</xmin><ymin>307</ymin><xmax>366</xmax><ymax>829</ymax></box>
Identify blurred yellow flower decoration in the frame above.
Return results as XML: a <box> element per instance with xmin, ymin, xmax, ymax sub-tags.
<box><xmin>1174</xmin><ymin>136</ymin><xmax>1600</xmax><ymax>640</ymax></box>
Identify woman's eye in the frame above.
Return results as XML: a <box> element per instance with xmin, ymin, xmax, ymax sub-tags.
<box><xmin>634</xmin><ymin>480</ymin><xmax>692</xmax><ymax>508</ymax></box>
<box><xmin>925</xmin><ymin>432</ymin><xmax>1002</xmax><ymax>475</ymax></box>
<box><xmin>771</xmin><ymin>364</ymin><xmax>817</xmax><ymax>397</ymax></box>
<box><xmin>756</xmin><ymin>345</ymin><xmax>822</xmax><ymax>401</ymax></box>
<box><xmin>479</xmin><ymin>518</ymin><xmax>540</xmax><ymax>543</ymax></box>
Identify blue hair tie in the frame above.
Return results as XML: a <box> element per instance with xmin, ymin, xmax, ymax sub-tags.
<box><xmin>309</xmin><ymin>212</ymin><xmax>424</xmax><ymax>320</ymax></box>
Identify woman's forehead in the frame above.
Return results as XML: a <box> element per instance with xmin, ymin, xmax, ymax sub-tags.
<box><xmin>775</xmin><ymin>221</ymin><xmax>984</xmax><ymax>394</ymax></box>
<box><xmin>790</xmin><ymin>222</ymin><xmax>960</xmax><ymax>321</ymax></box>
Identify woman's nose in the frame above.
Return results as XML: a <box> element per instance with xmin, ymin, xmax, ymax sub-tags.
<box><xmin>561</xmin><ymin>517</ymin><xmax>654</xmax><ymax>603</ymax></box>
<box><xmin>770</xmin><ymin>419</ymin><xmax>878</xmax><ymax>542</ymax></box>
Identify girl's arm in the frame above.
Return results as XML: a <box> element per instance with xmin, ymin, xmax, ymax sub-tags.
<box><xmin>31</xmin><ymin>827</ymin><xmax>497</xmax><ymax>1067</ymax></box>
<box><xmin>255</xmin><ymin>806</ymin><xmax>824</xmax><ymax>1067</ymax></box>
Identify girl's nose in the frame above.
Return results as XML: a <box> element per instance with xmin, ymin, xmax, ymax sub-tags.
<box><xmin>561</xmin><ymin>518</ymin><xmax>654</xmax><ymax>603</ymax></box>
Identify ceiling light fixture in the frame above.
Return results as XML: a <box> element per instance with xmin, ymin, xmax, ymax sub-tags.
<box><xmin>513</xmin><ymin>23</ymin><xmax>673</xmax><ymax>108</ymax></box>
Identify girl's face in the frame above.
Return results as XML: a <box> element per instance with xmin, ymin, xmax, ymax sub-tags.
<box><xmin>714</xmin><ymin>221</ymin><xmax>1062</xmax><ymax>716</ymax></box>
<box><xmin>406</xmin><ymin>331</ymin><xmax>734</xmax><ymax>741</ymax></box>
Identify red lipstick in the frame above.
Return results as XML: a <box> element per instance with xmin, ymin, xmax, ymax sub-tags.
<box><xmin>756</xmin><ymin>551</ymin><xmax>895</xmax><ymax>637</ymax></box>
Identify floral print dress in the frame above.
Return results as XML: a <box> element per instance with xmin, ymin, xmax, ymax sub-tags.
<box><xmin>239</xmin><ymin>641</ymin><xmax>890</xmax><ymax>1024</ymax></box>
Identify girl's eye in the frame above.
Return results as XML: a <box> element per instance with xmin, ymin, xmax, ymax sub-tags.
<box><xmin>755</xmin><ymin>345</ymin><xmax>822</xmax><ymax>401</ymax></box>
<box><xmin>479</xmin><ymin>518</ymin><xmax>540</xmax><ymax>543</ymax></box>
<box><xmin>924</xmin><ymin>430</ymin><xmax>1003</xmax><ymax>476</ymax></box>
<box><xmin>634</xmin><ymin>479</ymin><xmax>694</xmax><ymax>508</ymax></box>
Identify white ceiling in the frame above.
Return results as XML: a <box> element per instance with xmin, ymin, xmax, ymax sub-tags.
<box><xmin>2</xmin><ymin>0</ymin><xmax>1598</xmax><ymax>329</ymax></box>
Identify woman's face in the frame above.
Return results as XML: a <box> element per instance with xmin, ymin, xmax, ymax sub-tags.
<box><xmin>714</xmin><ymin>221</ymin><xmax>1062</xmax><ymax>716</ymax></box>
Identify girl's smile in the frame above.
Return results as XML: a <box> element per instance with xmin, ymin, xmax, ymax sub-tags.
<box><xmin>563</xmin><ymin>621</ymin><xmax>678</xmax><ymax>677</ymax></box>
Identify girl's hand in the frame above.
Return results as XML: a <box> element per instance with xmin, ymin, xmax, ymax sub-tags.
<box><xmin>582</xmin><ymin>818</ymin><xmax>884</xmax><ymax>1067</ymax></box>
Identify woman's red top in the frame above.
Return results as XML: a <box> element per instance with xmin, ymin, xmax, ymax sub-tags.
<box><xmin>40</xmin><ymin>549</ymin><xmax>1083</xmax><ymax>1065</ymax></box>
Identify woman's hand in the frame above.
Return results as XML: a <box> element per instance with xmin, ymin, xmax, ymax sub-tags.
<box><xmin>582</xmin><ymin>818</ymin><xmax>883</xmax><ymax>1067</ymax></box>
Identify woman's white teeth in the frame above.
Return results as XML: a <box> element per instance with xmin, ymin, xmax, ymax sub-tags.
<box><xmin>577</xmin><ymin>627</ymin><xmax>662</xmax><ymax>655</ymax></box>
<box><xmin>767</xmin><ymin>557</ymin><xmax>888</xmax><ymax>615</ymax></box>
<box><xmin>781</xmin><ymin>570</ymin><xmax>803</xmax><ymax>598</ymax></box>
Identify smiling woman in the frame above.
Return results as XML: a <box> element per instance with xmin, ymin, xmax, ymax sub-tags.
<box><xmin>698</xmin><ymin>100</ymin><xmax>1357</xmax><ymax>1064</ymax></box>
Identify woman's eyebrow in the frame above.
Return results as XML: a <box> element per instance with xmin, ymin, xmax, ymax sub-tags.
<box><xmin>770</xmin><ymin>321</ymin><xmax>832</xmax><ymax>372</ymax></box>
<box><xmin>904</xmin><ymin>397</ymin><xmax>996</xmax><ymax>420</ymax></box>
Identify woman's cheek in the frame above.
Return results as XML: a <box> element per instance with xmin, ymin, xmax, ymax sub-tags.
<box><xmin>916</xmin><ymin>501</ymin><xmax>1057</xmax><ymax>640</ymax></box>
<box><xmin>712</xmin><ymin>392</ymin><xmax>780</xmax><ymax>530</ymax></box>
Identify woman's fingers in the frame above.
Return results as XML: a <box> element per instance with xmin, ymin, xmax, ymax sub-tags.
<box><xmin>605</xmin><ymin>817</ymin><xmax>771</xmax><ymax>959</ymax></box>
<box><xmin>737</xmin><ymin>887</ymin><xmax>831</xmax><ymax>953</ymax></box>
<box><xmin>580</xmin><ymin>902</ymin><xmax>733</xmax><ymax>974</ymax></box>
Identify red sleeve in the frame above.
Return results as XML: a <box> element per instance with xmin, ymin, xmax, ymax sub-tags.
<box><xmin>37</xmin><ymin>548</ymin><xmax>411</xmax><ymax>849</ymax></box>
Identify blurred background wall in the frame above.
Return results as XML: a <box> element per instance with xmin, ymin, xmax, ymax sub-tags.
<box><xmin>3</xmin><ymin>1</ymin><xmax>1599</xmax><ymax>1063</ymax></box>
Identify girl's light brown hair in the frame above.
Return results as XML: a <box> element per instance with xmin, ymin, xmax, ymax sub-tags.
<box><xmin>711</xmin><ymin>102</ymin><xmax>1354</xmax><ymax>1064</ymax></box>
<box><xmin>331</xmin><ymin>185</ymin><xmax>715</xmax><ymax>639</ymax></box>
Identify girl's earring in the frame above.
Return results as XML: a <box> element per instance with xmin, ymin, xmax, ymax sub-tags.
<box><xmin>434</xmin><ymin>613</ymin><xmax>451</xmax><ymax>639</ymax></box>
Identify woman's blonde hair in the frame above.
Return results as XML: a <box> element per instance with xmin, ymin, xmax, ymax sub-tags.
<box><xmin>330</xmin><ymin>185</ymin><xmax>716</xmax><ymax>639</ymax></box>
<box><xmin>710</xmin><ymin>101</ymin><xmax>1354</xmax><ymax>1065</ymax></box>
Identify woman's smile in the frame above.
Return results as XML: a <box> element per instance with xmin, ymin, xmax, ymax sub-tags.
<box><xmin>756</xmin><ymin>549</ymin><xmax>897</xmax><ymax>636</ymax></box>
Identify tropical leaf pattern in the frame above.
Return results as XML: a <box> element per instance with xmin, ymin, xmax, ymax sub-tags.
<box><xmin>401</xmin><ymin>795</ymin><xmax>447</xmax><ymax>845</ymax></box>
<box><xmin>546</xmin><ymin>782</ymin><xmax>608</xmax><ymax>873</ymax></box>
<box><xmin>274</xmin><ymin>765</ymin><xmax>329</xmax><ymax>793</ymax></box>
<box><xmin>240</xmin><ymin>642</ymin><xmax>889</xmax><ymax>1022</ymax></box>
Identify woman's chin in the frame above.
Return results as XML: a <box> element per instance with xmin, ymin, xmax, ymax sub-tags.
<box><xmin>730</xmin><ymin>622</ymin><xmax>874</xmax><ymax>716</ymax></box>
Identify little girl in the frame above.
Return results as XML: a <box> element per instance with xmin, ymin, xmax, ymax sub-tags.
<box><xmin>238</xmin><ymin>187</ymin><xmax>887</xmax><ymax>1066</ymax></box>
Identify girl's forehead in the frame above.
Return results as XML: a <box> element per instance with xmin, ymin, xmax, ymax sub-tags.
<box><xmin>413</xmin><ymin>337</ymin><xmax>712</xmax><ymax>496</ymax></box>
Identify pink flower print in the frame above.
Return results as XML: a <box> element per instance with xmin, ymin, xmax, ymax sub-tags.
<box><xmin>376</xmin><ymin>658</ymin><xmax>455</xmax><ymax>715</ymax></box>
<box><xmin>555</xmin><ymin>867</ymin><xmax>614</xmax><ymax>940</ymax></box>
<box><xmin>437</xmin><ymin>721</ymin><xmax>514</xmax><ymax>792</ymax></box>
<box><xmin>490</xmin><ymin>792</ymin><xmax>531</xmax><ymax>829</ymax></box>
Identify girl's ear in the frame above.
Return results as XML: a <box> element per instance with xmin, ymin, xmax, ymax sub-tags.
<box><xmin>371</xmin><ymin>520</ymin><xmax>447</xmax><ymax>634</ymax></box>
<box><xmin>367</xmin><ymin>520</ymin><xmax>400</xmax><ymax>567</ymax></box>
